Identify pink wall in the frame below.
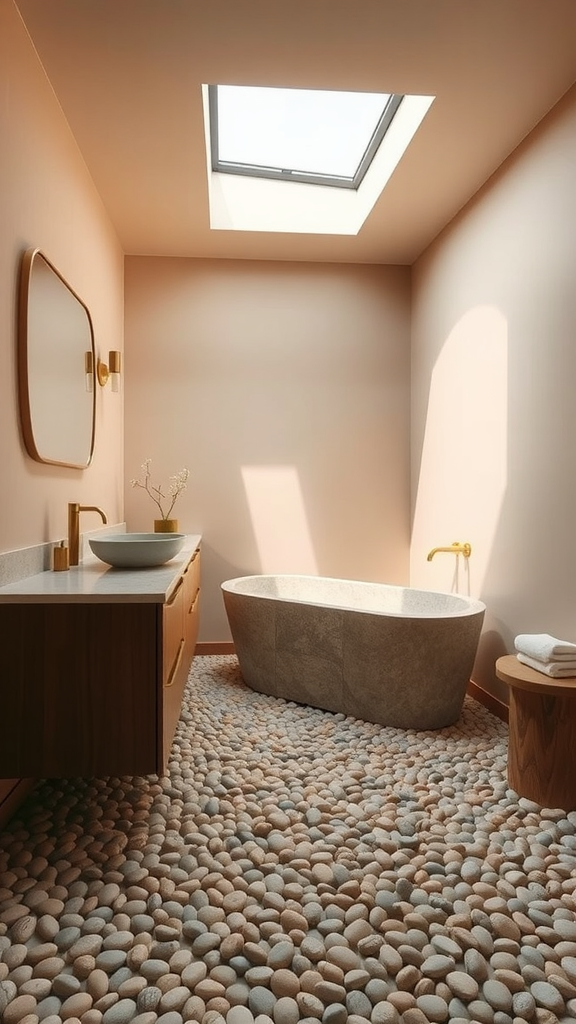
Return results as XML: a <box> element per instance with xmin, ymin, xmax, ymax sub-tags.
<box><xmin>411</xmin><ymin>82</ymin><xmax>576</xmax><ymax>702</ymax></box>
<box><xmin>0</xmin><ymin>0</ymin><xmax>124</xmax><ymax>555</ymax></box>
<box><xmin>124</xmin><ymin>257</ymin><xmax>411</xmax><ymax>641</ymax></box>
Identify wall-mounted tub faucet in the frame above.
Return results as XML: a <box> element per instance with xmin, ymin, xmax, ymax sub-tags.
<box><xmin>68</xmin><ymin>502</ymin><xmax>108</xmax><ymax>565</ymax></box>
<box><xmin>427</xmin><ymin>541</ymin><xmax>471</xmax><ymax>562</ymax></box>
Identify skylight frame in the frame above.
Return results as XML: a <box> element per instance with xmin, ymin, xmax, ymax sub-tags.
<box><xmin>208</xmin><ymin>84</ymin><xmax>404</xmax><ymax>191</ymax></box>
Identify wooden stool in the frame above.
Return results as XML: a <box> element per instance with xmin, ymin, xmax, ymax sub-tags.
<box><xmin>496</xmin><ymin>654</ymin><xmax>576</xmax><ymax>810</ymax></box>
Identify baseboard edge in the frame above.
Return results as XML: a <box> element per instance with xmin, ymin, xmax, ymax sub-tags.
<box><xmin>467</xmin><ymin>679</ymin><xmax>508</xmax><ymax>723</ymax></box>
<box><xmin>195</xmin><ymin>642</ymin><xmax>236</xmax><ymax>656</ymax></box>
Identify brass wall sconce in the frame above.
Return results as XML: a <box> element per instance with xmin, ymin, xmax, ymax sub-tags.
<box><xmin>96</xmin><ymin>350</ymin><xmax>122</xmax><ymax>392</ymax></box>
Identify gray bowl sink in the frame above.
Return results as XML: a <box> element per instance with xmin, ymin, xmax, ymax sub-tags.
<box><xmin>89</xmin><ymin>533</ymin><xmax>186</xmax><ymax>568</ymax></box>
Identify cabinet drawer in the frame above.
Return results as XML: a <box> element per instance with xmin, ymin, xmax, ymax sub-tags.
<box><xmin>163</xmin><ymin>574</ymin><xmax>185</xmax><ymax>685</ymax></box>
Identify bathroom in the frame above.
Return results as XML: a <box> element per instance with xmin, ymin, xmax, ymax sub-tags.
<box><xmin>2</xmin><ymin>0</ymin><xmax>576</xmax><ymax>804</ymax></box>
<box><xmin>3</xmin><ymin>3</ymin><xmax>576</xmax><ymax>1019</ymax></box>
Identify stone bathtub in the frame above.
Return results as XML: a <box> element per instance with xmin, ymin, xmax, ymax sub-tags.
<box><xmin>221</xmin><ymin>575</ymin><xmax>486</xmax><ymax>730</ymax></box>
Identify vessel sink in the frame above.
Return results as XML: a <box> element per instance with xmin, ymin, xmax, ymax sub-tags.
<box><xmin>89</xmin><ymin>533</ymin><xmax>186</xmax><ymax>568</ymax></box>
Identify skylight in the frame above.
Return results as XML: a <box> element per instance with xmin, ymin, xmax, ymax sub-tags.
<box><xmin>209</xmin><ymin>85</ymin><xmax>403</xmax><ymax>190</ymax></box>
<box><xmin>202</xmin><ymin>85</ymin><xmax>435</xmax><ymax>235</ymax></box>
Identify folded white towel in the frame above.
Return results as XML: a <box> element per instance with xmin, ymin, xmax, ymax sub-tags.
<box><xmin>517</xmin><ymin>653</ymin><xmax>576</xmax><ymax>678</ymax></box>
<box><xmin>514</xmin><ymin>633</ymin><xmax>576</xmax><ymax>662</ymax></box>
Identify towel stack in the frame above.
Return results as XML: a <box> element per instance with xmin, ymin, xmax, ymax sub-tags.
<box><xmin>514</xmin><ymin>633</ymin><xmax>576</xmax><ymax>677</ymax></box>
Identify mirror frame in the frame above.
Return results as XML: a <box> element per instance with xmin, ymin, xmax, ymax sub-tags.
<box><xmin>18</xmin><ymin>247</ymin><xmax>96</xmax><ymax>469</ymax></box>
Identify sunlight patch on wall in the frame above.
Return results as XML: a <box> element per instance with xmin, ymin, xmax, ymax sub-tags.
<box><xmin>241</xmin><ymin>466</ymin><xmax>318</xmax><ymax>574</ymax></box>
<box><xmin>411</xmin><ymin>306</ymin><xmax>508</xmax><ymax>595</ymax></box>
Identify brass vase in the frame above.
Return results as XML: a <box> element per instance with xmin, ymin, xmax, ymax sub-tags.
<box><xmin>154</xmin><ymin>518</ymin><xmax>179</xmax><ymax>533</ymax></box>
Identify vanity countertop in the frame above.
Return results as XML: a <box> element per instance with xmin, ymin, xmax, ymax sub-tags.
<box><xmin>0</xmin><ymin>534</ymin><xmax>201</xmax><ymax>605</ymax></box>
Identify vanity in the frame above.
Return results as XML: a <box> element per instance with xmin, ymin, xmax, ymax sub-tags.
<box><xmin>0</xmin><ymin>535</ymin><xmax>201</xmax><ymax>779</ymax></box>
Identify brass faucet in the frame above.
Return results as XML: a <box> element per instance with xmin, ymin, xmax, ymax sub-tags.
<box><xmin>68</xmin><ymin>502</ymin><xmax>107</xmax><ymax>565</ymax></box>
<box><xmin>427</xmin><ymin>541</ymin><xmax>471</xmax><ymax>562</ymax></box>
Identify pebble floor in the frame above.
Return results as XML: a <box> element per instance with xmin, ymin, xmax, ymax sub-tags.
<box><xmin>1</xmin><ymin>656</ymin><xmax>576</xmax><ymax>1024</ymax></box>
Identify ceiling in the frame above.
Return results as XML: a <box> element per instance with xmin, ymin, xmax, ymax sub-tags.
<box><xmin>15</xmin><ymin>0</ymin><xmax>576</xmax><ymax>265</ymax></box>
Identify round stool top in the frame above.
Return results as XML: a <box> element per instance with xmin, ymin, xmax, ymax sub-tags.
<box><xmin>496</xmin><ymin>654</ymin><xmax>576</xmax><ymax>696</ymax></box>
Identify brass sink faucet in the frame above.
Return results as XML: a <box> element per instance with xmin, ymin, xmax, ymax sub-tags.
<box><xmin>427</xmin><ymin>541</ymin><xmax>471</xmax><ymax>561</ymax></box>
<box><xmin>68</xmin><ymin>502</ymin><xmax>108</xmax><ymax>565</ymax></box>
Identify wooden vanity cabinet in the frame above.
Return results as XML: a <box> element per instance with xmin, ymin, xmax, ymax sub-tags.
<box><xmin>0</xmin><ymin>545</ymin><xmax>200</xmax><ymax>779</ymax></box>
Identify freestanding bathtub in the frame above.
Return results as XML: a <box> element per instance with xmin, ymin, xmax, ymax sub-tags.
<box><xmin>221</xmin><ymin>575</ymin><xmax>485</xmax><ymax>730</ymax></box>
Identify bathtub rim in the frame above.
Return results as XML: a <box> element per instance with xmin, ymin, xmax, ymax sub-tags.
<box><xmin>221</xmin><ymin>573</ymin><xmax>486</xmax><ymax>620</ymax></box>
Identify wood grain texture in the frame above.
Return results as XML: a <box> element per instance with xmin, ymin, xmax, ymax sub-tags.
<box><xmin>0</xmin><ymin>602</ymin><xmax>159</xmax><ymax>777</ymax></box>
<box><xmin>507</xmin><ymin>688</ymin><xmax>576</xmax><ymax>809</ymax></box>
<box><xmin>496</xmin><ymin>654</ymin><xmax>576</xmax><ymax>809</ymax></box>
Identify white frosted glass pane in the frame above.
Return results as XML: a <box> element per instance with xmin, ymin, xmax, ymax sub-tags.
<box><xmin>217</xmin><ymin>86</ymin><xmax>389</xmax><ymax>178</ymax></box>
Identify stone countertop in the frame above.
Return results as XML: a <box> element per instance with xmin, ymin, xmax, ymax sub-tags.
<box><xmin>0</xmin><ymin>534</ymin><xmax>201</xmax><ymax>605</ymax></box>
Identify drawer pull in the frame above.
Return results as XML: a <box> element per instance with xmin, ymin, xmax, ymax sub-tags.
<box><xmin>187</xmin><ymin>590</ymin><xmax>200</xmax><ymax>617</ymax></box>
<box><xmin>183</xmin><ymin>550</ymin><xmax>200</xmax><ymax>577</ymax></box>
<box><xmin>165</xmin><ymin>638</ymin><xmax>185</xmax><ymax>688</ymax></box>
<box><xmin>167</xmin><ymin>576</ymin><xmax>184</xmax><ymax>606</ymax></box>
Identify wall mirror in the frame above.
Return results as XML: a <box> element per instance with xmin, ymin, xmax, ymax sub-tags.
<box><xmin>18</xmin><ymin>248</ymin><xmax>96</xmax><ymax>468</ymax></box>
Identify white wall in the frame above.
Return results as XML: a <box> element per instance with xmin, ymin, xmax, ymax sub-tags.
<box><xmin>0</xmin><ymin>0</ymin><xmax>124</xmax><ymax>556</ymax></box>
<box><xmin>124</xmin><ymin>257</ymin><xmax>411</xmax><ymax>641</ymax></box>
<box><xmin>411</xmin><ymin>83</ymin><xmax>576</xmax><ymax>701</ymax></box>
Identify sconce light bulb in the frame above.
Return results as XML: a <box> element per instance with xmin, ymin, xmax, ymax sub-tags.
<box><xmin>84</xmin><ymin>351</ymin><xmax>94</xmax><ymax>392</ymax></box>
<box><xmin>108</xmin><ymin>351</ymin><xmax>121</xmax><ymax>393</ymax></box>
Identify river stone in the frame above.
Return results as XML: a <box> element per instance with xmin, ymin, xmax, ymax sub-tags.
<box><xmin>482</xmin><ymin>978</ymin><xmax>513</xmax><ymax>1011</ymax></box>
<box><xmin>269</xmin><ymin>970</ymin><xmax>300</xmax><ymax>999</ymax></box>
<box><xmin>137</xmin><ymin>986</ymin><xmax>163</xmax><ymax>1012</ymax></box>
<box><xmin>530</xmin><ymin>980</ymin><xmax>565</xmax><ymax>1013</ymax></box>
<box><xmin>60</xmin><ymin>990</ymin><xmax>94</xmax><ymax>1018</ymax></box>
<box><xmin>35</xmin><ymin>994</ymin><xmax>63</xmax><ymax>1019</ymax></box>
<box><xmin>268</xmin><ymin>941</ymin><xmax>295</xmax><ymax>969</ymax></box>
<box><xmin>96</xmin><ymin>949</ymin><xmax>127</xmax><ymax>973</ymax></box>
<box><xmin>415</xmin><ymin>994</ymin><xmax>449</xmax><ymax>1021</ymax></box>
<box><xmin>228</xmin><ymin>1007</ymin><xmax>256</xmax><ymax>1024</ymax></box>
<box><xmin>314</xmin><ymin>980</ymin><xmax>346</xmax><ymax>1004</ymax></box>
<box><xmin>421</xmin><ymin>955</ymin><xmax>455</xmax><ymax>978</ymax></box>
<box><xmin>370</xmin><ymin>1003</ymin><xmax>400</xmax><ymax>1024</ymax></box>
<box><xmin>322</xmin><ymin>1004</ymin><xmax>348</xmax><ymax>1024</ymax></box>
<box><xmin>430</xmin><ymin>935</ymin><xmax>461</xmax><ymax>959</ymax></box>
<box><xmin>446</xmin><ymin>970</ymin><xmax>479</xmax><ymax>1000</ymax></box>
<box><xmin>512</xmin><ymin>990</ymin><xmax>537</xmax><ymax>1017</ymax></box>
<box><xmin>158</xmin><ymin>985</ymin><xmax>191</xmax><ymax>1012</ymax></box>
<box><xmin>492</xmin><ymin>968</ymin><xmax>525</xmax><ymax>993</ymax></box>
<box><xmin>345</xmin><ymin>990</ymin><xmax>372</xmax><ymax>1017</ymax></box>
<box><xmin>272</xmin><ymin>995</ymin><xmax>300</xmax><ymax>1024</ymax></box>
<box><xmin>10</xmin><ymin>914</ymin><xmax>37</xmax><ymax>944</ymax></box>
<box><xmin>3</xmin><ymin>993</ymin><xmax>38</xmax><ymax>1024</ymax></box>
<box><xmin>248</xmin><ymin>986</ymin><xmax>277</xmax><ymax>1016</ymax></box>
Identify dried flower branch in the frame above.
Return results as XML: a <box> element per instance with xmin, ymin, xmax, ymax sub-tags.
<box><xmin>130</xmin><ymin>459</ymin><xmax>189</xmax><ymax>520</ymax></box>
